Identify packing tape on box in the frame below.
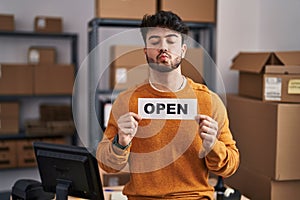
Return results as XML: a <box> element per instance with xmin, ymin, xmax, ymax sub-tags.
<box><xmin>37</xmin><ymin>18</ymin><xmax>46</xmax><ymax>28</ymax></box>
<box><xmin>29</xmin><ymin>49</ymin><xmax>40</xmax><ymax>63</ymax></box>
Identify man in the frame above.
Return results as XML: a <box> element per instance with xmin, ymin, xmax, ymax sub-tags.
<box><xmin>97</xmin><ymin>11</ymin><xmax>239</xmax><ymax>200</ymax></box>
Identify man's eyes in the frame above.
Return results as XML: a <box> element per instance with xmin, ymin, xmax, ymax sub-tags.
<box><xmin>149</xmin><ymin>39</ymin><xmax>177</xmax><ymax>45</ymax></box>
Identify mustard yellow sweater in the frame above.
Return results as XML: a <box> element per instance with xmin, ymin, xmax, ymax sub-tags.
<box><xmin>97</xmin><ymin>78</ymin><xmax>239</xmax><ymax>200</ymax></box>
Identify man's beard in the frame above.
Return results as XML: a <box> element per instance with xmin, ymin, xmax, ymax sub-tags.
<box><xmin>146</xmin><ymin>53</ymin><xmax>183</xmax><ymax>73</ymax></box>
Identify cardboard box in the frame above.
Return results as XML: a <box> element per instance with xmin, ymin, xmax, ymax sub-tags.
<box><xmin>0</xmin><ymin>14</ymin><xmax>14</xmax><ymax>31</ymax></box>
<box><xmin>42</xmin><ymin>137</ymin><xmax>66</xmax><ymax>145</ymax></box>
<box><xmin>0</xmin><ymin>64</ymin><xmax>34</xmax><ymax>95</ymax></box>
<box><xmin>25</xmin><ymin>120</ymin><xmax>74</xmax><ymax>136</ymax></box>
<box><xmin>25</xmin><ymin>120</ymin><xmax>50</xmax><ymax>136</ymax></box>
<box><xmin>33</xmin><ymin>64</ymin><xmax>74</xmax><ymax>95</ymax></box>
<box><xmin>40</xmin><ymin>104</ymin><xmax>72</xmax><ymax>121</ymax></box>
<box><xmin>231</xmin><ymin>51</ymin><xmax>300</xmax><ymax>103</ymax></box>
<box><xmin>182</xmin><ymin>48</ymin><xmax>204</xmax><ymax>84</ymax></box>
<box><xmin>110</xmin><ymin>45</ymin><xmax>148</xmax><ymax>90</ymax></box>
<box><xmin>0</xmin><ymin>140</ymin><xmax>17</xmax><ymax>169</ymax></box>
<box><xmin>0</xmin><ymin>119</ymin><xmax>19</xmax><ymax>134</ymax></box>
<box><xmin>95</xmin><ymin>0</ymin><xmax>156</xmax><ymax>20</ymax></box>
<box><xmin>34</xmin><ymin>16</ymin><xmax>62</xmax><ymax>33</ymax></box>
<box><xmin>227</xmin><ymin>94</ymin><xmax>300</xmax><ymax>180</ymax></box>
<box><xmin>160</xmin><ymin>0</ymin><xmax>216</xmax><ymax>23</ymax></box>
<box><xmin>0</xmin><ymin>102</ymin><xmax>19</xmax><ymax>134</ymax></box>
<box><xmin>16</xmin><ymin>139</ymin><xmax>37</xmax><ymax>167</ymax></box>
<box><xmin>28</xmin><ymin>47</ymin><xmax>56</xmax><ymax>64</ymax></box>
<box><xmin>0</xmin><ymin>102</ymin><xmax>19</xmax><ymax>118</ymax></box>
<box><xmin>226</xmin><ymin>166</ymin><xmax>300</xmax><ymax>200</ymax></box>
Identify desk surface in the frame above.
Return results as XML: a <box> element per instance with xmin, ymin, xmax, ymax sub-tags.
<box><xmin>8</xmin><ymin>185</ymin><xmax>250</xmax><ymax>200</ymax></box>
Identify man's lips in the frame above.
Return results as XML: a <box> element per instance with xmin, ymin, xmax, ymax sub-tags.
<box><xmin>157</xmin><ymin>53</ymin><xmax>170</xmax><ymax>61</ymax></box>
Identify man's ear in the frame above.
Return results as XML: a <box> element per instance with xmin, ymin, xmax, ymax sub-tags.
<box><xmin>181</xmin><ymin>44</ymin><xmax>187</xmax><ymax>58</ymax></box>
<box><xmin>143</xmin><ymin>47</ymin><xmax>147</xmax><ymax>55</ymax></box>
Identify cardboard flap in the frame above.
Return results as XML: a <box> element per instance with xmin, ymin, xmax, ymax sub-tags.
<box><xmin>231</xmin><ymin>52</ymin><xmax>271</xmax><ymax>73</ymax></box>
<box><xmin>275</xmin><ymin>51</ymin><xmax>300</xmax><ymax>65</ymax></box>
<box><xmin>265</xmin><ymin>65</ymin><xmax>300</xmax><ymax>74</ymax></box>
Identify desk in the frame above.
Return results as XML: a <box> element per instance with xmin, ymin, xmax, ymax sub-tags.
<box><xmin>9</xmin><ymin>186</ymin><xmax>250</xmax><ymax>200</ymax></box>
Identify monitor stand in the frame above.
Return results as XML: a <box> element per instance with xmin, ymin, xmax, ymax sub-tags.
<box><xmin>56</xmin><ymin>179</ymin><xmax>72</xmax><ymax>200</ymax></box>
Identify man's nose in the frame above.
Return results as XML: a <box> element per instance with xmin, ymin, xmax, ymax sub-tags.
<box><xmin>159</xmin><ymin>41</ymin><xmax>168</xmax><ymax>52</ymax></box>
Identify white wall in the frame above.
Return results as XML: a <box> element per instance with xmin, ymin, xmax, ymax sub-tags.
<box><xmin>0</xmin><ymin>0</ymin><xmax>93</xmax><ymax>191</ymax></box>
<box><xmin>216</xmin><ymin>0</ymin><xmax>300</xmax><ymax>94</ymax></box>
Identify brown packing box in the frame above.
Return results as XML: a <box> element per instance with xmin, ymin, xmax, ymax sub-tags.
<box><xmin>110</xmin><ymin>45</ymin><xmax>148</xmax><ymax>90</ymax></box>
<box><xmin>28</xmin><ymin>47</ymin><xmax>56</xmax><ymax>64</ymax></box>
<box><xmin>0</xmin><ymin>64</ymin><xmax>34</xmax><ymax>95</ymax></box>
<box><xmin>42</xmin><ymin>137</ymin><xmax>66</xmax><ymax>145</ymax></box>
<box><xmin>25</xmin><ymin>119</ymin><xmax>74</xmax><ymax>136</ymax></box>
<box><xmin>0</xmin><ymin>102</ymin><xmax>19</xmax><ymax>118</ymax></box>
<box><xmin>0</xmin><ymin>140</ymin><xmax>17</xmax><ymax>169</ymax></box>
<box><xmin>182</xmin><ymin>47</ymin><xmax>204</xmax><ymax>84</ymax></box>
<box><xmin>227</xmin><ymin>94</ymin><xmax>300</xmax><ymax>180</ymax></box>
<box><xmin>33</xmin><ymin>64</ymin><xmax>74</xmax><ymax>95</ymax></box>
<box><xmin>25</xmin><ymin>120</ymin><xmax>50</xmax><ymax>136</ymax></box>
<box><xmin>0</xmin><ymin>102</ymin><xmax>19</xmax><ymax>134</ymax></box>
<box><xmin>0</xmin><ymin>119</ymin><xmax>19</xmax><ymax>134</ymax></box>
<box><xmin>231</xmin><ymin>51</ymin><xmax>300</xmax><ymax>103</ymax></box>
<box><xmin>95</xmin><ymin>0</ymin><xmax>156</xmax><ymax>20</ymax></box>
<box><xmin>0</xmin><ymin>14</ymin><xmax>14</xmax><ymax>31</ymax></box>
<box><xmin>47</xmin><ymin>121</ymin><xmax>75</xmax><ymax>135</ymax></box>
<box><xmin>16</xmin><ymin>139</ymin><xmax>38</xmax><ymax>167</ymax></box>
<box><xmin>160</xmin><ymin>0</ymin><xmax>216</xmax><ymax>23</ymax></box>
<box><xmin>34</xmin><ymin>16</ymin><xmax>62</xmax><ymax>33</ymax></box>
<box><xmin>226</xmin><ymin>166</ymin><xmax>300</xmax><ymax>200</ymax></box>
<box><xmin>40</xmin><ymin>104</ymin><xmax>72</xmax><ymax>121</ymax></box>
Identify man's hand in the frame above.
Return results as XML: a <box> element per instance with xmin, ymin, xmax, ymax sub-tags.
<box><xmin>195</xmin><ymin>114</ymin><xmax>219</xmax><ymax>156</ymax></box>
<box><xmin>117</xmin><ymin>112</ymin><xmax>142</xmax><ymax>146</ymax></box>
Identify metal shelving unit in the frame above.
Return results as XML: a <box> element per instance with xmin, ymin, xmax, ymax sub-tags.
<box><xmin>0</xmin><ymin>30</ymin><xmax>78</xmax><ymax>144</ymax></box>
<box><xmin>87</xmin><ymin>18</ymin><xmax>216</xmax><ymax>148</ymax></box>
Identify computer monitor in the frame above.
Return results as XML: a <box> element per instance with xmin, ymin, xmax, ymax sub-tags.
<box><xmin>33</xmin><ymin>141</ymin><xmax>105</xmax><ymax>200</ymax></box>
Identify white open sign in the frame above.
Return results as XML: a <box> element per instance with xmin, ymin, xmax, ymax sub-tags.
<box><xmin>138</xmin><ymin>98</ymin><xmax>198</xmax><ymax>120</ymax></box>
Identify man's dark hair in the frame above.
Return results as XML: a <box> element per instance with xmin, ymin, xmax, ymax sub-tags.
<box><xmin>140</xmin><ymin>10</ymin><xmax>189</xmax><ymax>44</ymax></box>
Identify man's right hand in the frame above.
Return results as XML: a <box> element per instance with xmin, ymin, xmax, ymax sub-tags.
<box><xmin>117</xmin><ymin>112</ymin><xmax>142</xmax><ymax>146</ymax></box>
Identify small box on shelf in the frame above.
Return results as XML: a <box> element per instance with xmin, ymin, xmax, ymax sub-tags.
<box><xmin>0</xmin><ymin>102</ymin><xmax>20</xmax><ymax>135</ymax></box>
<box><xmin>0</xmin><ymin>14</ymin><xmax>14</xmax><ymax>31</ymax></box>
<box><xmin>16</xmin><ymin>139</ymin><xmax>38</xmax><ymax>168</ymax></box>
<box><xmin>0</xmin><ymin>64</ymin><xmax>34</xmax><ymax>95</ymax></box>
<box><xmin>28</xmin><ymin>46</ymin><xmax>56</xmax><ymax>64</ymax></box>
<box><xmin>0</xmin><ymin>140</ymin><xmax>17</xmax><ymax>169</ymax></box>
<box><xmin>160</xmin><ymin>0</ymin><xmax>216</xmax><ymax>23</ymax></box>
<box><xmin>95</xmin><ymin>0</ymin><xmax>156</xmax><ymax>20</ymax></box>
<box><xmin>33</xmin><ymin>64</ymin><xmax>75</xmax><ymax>95</ymax></box>
<box><xmin>34</xmin><ymin>16</ymin><xmax>63</xmax><ymax>33</ymax></box>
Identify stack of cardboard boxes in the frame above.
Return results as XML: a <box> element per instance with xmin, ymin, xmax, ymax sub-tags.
<box><xmin>226</xmin><ymin>51</ymin><xmax>300</xmax><ymax>199</ymax></box>
<box><xmin>95</xmin><ymin>0</ymin><xmax>216</xmax><ymax>23</ymax></box>
<box><xmin>25</xmin><ymin>104</ymin><xmax>75</xmax><ymax>136</ymax></box>
<box><xmin>0</xmin><ymin>15</ymin><xmax>73</xmax><ymax>169</ymax></box>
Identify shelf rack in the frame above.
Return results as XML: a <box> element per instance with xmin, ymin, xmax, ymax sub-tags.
<box><xmin>0</xmin><ymin>30</ymin><xmax>78</xmax><ymax>144</ymax></box>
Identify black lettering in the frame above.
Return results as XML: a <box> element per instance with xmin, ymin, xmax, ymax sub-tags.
<box><xmin>144</xmin><ymin>103</ymin><xmax>155</xmax><ymax>114</ymax></box>
<box><xmin>167</xmin><ymin>103</ymin><xmax>176</xmax><ymax>114</ymax></box>
<box><xmin>177</xmin><ymin>104</ymin><xmax>188</xmax><ymax>114</ymax></box>
<box><xmin>156</xmin><ymin>103</ymin><xmax>165</xmax><ymax>114</ymax></box>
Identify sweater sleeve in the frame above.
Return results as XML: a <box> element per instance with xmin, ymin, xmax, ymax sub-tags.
<box><xmin>96</xmin><ymin>96</ymin><xmax>131</xmax><ymax>173</ymax></box>
<box><xmin>204</xmin><ymin>92</ymin><xmax>240</xmax><ymax>178</ymax></box>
